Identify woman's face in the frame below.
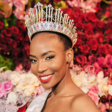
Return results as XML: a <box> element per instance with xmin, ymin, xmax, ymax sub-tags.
<box><xmin>30</xmin><ymin>32</ymin><xmax>71</xmax><ymax>89</ymax></box>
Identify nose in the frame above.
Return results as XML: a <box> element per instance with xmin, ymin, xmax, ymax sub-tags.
<box><xmin>37</xmin><ymin>60</ymin><xmax>47</xmax><ymax>73</ymax></box>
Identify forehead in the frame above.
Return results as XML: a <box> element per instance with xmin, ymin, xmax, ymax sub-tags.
<box><xmin>30</xmin><ymin>32</ymin><xmax>64</xmax><ymax>55</ymax></box>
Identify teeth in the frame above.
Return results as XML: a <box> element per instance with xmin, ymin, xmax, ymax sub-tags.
<box><xmin>40</xmin><ymin>75</ymin><xmax>52</xmax><ymax>80</ymax></box>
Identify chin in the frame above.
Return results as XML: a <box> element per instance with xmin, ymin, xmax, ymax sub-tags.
<box><xmin>41</xmin><ymin>81</ymin><xmax>57</xmax><ymax>90</ymax></box>
<box><xmin>41</xmin><ymin>84</ymin><xmax>52</xmax><ymax>90</ymax></box>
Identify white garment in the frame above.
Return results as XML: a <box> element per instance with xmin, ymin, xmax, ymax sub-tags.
<box><xmin>26</xmin><ymin>91</ymin><xmax>51</xmax><ymax>112</ymax></box>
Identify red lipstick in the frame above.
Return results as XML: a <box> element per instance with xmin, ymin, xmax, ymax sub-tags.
<box><xmin>39</xmin><ymin>74</ymin><xmax>53</xmax><ymax>83</ymax></box>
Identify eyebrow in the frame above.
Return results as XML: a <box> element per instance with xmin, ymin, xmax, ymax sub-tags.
<box><xmin>29</xmin><ymin>51</ymin><xmax>55</xmax><ymax>58</ymax></box>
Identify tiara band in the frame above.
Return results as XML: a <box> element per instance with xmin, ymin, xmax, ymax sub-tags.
<box><xmin>25</xmin><ymin>2</ymin><xmax>77</xmax><ymax>46</ymax></box>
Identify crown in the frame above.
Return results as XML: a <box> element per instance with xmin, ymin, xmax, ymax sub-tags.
<box><xmin>25</xmin><ymin>2</ymin><xmax>77</xmax><ymax>46</ymax></box>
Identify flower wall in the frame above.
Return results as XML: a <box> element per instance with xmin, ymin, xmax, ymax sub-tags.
<box><xmin>0</xmin><ymin>0</ymin><xmax>112</xmax><ymax>112</ymax></box>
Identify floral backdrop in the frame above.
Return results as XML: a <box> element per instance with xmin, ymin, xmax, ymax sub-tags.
<box><xmin>0</xmin><ymin>0</ymin><xmax>112</xmax><ymax>112</ymax></box>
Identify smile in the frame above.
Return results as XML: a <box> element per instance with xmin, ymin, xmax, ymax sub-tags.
<box><xmin>39</xmin><ymin>74</ymin><xmax>53</xmax><ymax>83</ymax></box>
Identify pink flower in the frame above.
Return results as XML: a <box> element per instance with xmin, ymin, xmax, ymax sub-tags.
<box><xmin>99</xmin><ymin>103</ymin><xmax>107</xmax><ymax>112</ymax></box>
<box><xmin>13</xmin><ymin>0</ymin><xmax>24</xmax><ymax>9</ymax></box>
<box><xmin>80</xmin><ymin>0</ymin><xmax>96</xmax><ymax>13</ymax></box>
<box><xmin>0</xmin><ymin>83</ymin><xmax>4</xmax><ymax>98</ymax></box>
<box><xmin>2</xmin><ymin>80</ymin><xmax>14</xmax><ymax>96</ymax></box>
<box><xmin>84</xmin><ymin>65</ymin><xmax>95</xmax><ymax>75</ymax></box>
<box><xmin>97</xmin><ymin>57</ymin><xmax>105</xmax><ymax>67</ymax></box>
<box><xmin>14</xmin><ymin>63</ymin><xmax>23</xmax><ymax>72</ymax></box>
<box><xmin>36</xmin><ymin>86</ymin><xmax>45</xmax><ymax>96</ymax></box>
<box><xmin>13</xmin><ymin>0</ymin><xmax>28</xmax><ymax>20</ymax></box>
<box><xmin>105</xmin><ymin>54</ymin><xmax>112</xmax><ymax>68</ymax></box>
<box><xmin>89</xmin><ymin>85</ymin><xmax>99</xmax><ymax>93</ymax></box>
<box><xmin>88</xmin><ymin>54</ymin><xmax>97</xmax><ymax>63</ymax></box>
<box><xmin>88</xmin><ymin>91</ymin><xmax>100</xmax><ymax>105</ymax></box>
<box><xmin>93</xmin><ymin>62</ymin><xmax>102</xmax><ymax>75</ymax></box>
<box><xmin>13</xmin><ymin>8</ymin><xmax>25</xmax><ymax>20</ymax></box>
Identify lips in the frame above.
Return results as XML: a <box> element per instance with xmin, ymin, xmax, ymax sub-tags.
<box><xmin>39</xmin><ymin>74</ymin><xmax>53</xmax><ymax>83</ymax></box>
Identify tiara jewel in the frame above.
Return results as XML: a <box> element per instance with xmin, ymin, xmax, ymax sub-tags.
<box><xmin>25</xmin><ymin>2</ymin><xmax>77</xmax><ymax>46</ymax></box>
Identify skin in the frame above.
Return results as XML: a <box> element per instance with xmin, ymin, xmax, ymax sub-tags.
<box><xmin>30</xmin><ymin>32</ymin><xmax>101</xmax><ymax>112</ymax></box>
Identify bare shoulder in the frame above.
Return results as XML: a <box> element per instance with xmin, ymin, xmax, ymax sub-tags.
<box><xmin>71</xmin><ymin>93</ymin><xmax>101</xmax><ymax>112</ymax></box>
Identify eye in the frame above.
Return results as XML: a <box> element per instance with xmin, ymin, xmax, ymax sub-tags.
<box><xmin>30</xmin><ymin>59</ymin><xmax>37</xmax><ymax>63</ymax></box>
<box><xmin>46</xmin><ymin>56</ymin><xmax>55</xmax><ymax>60</ymax></box>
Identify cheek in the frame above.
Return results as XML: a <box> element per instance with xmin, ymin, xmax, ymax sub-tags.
<box><xmin>31</xmin><ymin>64</ymin><xmax>38</xmax><ymax>76</ymax></box>
<box><xmin>47</xmin><ymin>56</ymin><xmax>66</xmax><ymax>72</ymax></box>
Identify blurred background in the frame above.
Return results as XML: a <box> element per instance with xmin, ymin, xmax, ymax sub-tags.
<box><xmin>0</xmin><ymin>0</ymin><xmax>112</xmax><ymax>111</ymax></box>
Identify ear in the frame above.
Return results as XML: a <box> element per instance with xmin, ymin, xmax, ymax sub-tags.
<box><xmin>66</xmin><ymin>48</ymin><xmax>73</xmax><ymax>64</ymax></box>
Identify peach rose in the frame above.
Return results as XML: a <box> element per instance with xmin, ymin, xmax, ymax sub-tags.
<box><xmin>89</xmin><ymin>85</ymin><xmax>99</xmax><ymax>93</ymax></box>
<box><xmin>88</xmin><ymin>91</ymin><xmax>100</xmax><ymax>105</ymax></box>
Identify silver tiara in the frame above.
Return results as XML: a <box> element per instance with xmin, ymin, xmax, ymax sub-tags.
<box><xmin>25</xmin><ymin>2</ymin><xmax>77</xmax><ymax>46</ymax></box>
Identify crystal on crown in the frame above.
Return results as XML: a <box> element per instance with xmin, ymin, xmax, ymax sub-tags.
<box><xmin>25</xmin><ymin>2</ymin><xmax>77</xmax><ymax>46</ymax></box>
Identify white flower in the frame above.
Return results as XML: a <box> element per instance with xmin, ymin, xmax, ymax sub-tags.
<box><xmin>7</xmin><ymin>92</ymin><xmax>18</xmax><ymax>104</ymax></box>
<box><xmin>108</xmin><ymin>85</ymin><xmax>112</xmax><ymax>95</ymax></box>
<box><xmin>96</xmin><ymin>71</ymin><xmax>108</xmax><ymax>96</ymax></box>
<box><xmin>81</xmin><ymin>87</ymin><xmax>89</xmax><ymax>93</ymax></box>
<box><xmin>15</xmin><ymin>83</ymin><xmax>24</xmax><ymax>93</ymax></box>
<box><xmin>97</xmin><ymin>71</ymin><xmax>104</xmax><ymax>79</ymax></box>
<box><xmin>25</xmin><ymin>72</ymin><xmax>40</xmax><ymax>86</ymax></box>
<box><xmin>9</xmin><ymin>71</ymin><xmax>21</xmax><ymax>85</ymax></box>
<box><xmin>23</xmin><ymin>85</ymin><xmax>36</xmax><ymax>96</ymax></box>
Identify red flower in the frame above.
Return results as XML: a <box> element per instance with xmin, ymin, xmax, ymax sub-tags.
<box><xmin>12</xmin><ymin>48</ymin><xmax>20</xmax><ymax>56</ymax></box>
<box><xmin>97</xmin><ymin>44</ymin><xmax>109</xmax><ymax>56</ymax></box>
<box><xmin>105</xmin><ymin>29</ymin><xmax>112</xmax><ymax>36</ymax></box>
<box><xmin>84</xmin><ymin>23</ymin><xmax>94</xmax><ymax>30</ymax></box>
<box><xmin>76</xmin><ymin>21</ymin><xmax>84</xmax><ymax>29</ymax></box>
<box><xmin>2</xmin><ymin>45</ymin><xmax>9</xmax><ymax>54</ymax></box>
<box><xmin>88</xmin><ymin>54</ymin><xmax>97</xmax><ymax>63</ymax></box>
<box><xmin>76</xmin><ymin>55</ymin><xmax>87</xmax><ymax>66</ymax></box>
<box><xmin>0</xmin><ymin>21</ymin><xmax>4</xmax><ymax>29</ymax></box>
<box><xmin>11</xmin><ymin>26</ymin><xmax>19</xmax><ymax>34</ymax></box>
<box><xmin>12</xmin><ymin>40</ymin><xmax>17</xmax><ymax>48</ymax></box>
<box><xmin>80</xmin><ymin>44</ymin><xmax>90</xmax><ymax>54</ymax></box>
<box><xmin>16</xmin><ymin>20</ymin><xmax>26</xmax><ymax>31</ymax></box>
<box><xmin>1</xmin><ymin>38</ymin><xmax>6</xmax><ymax>44</ymax></box>
<box><xmin>85</xmin><ymin>12</ymin><xmax>97</xmax><ymax>22</ymax></box>
<box><xmin>74</xmin><ymin>39</ymin><xmax>82</xmax><ymax>48</ymax></box>
<box><xmin>61</xmin><ymin>8</ymin><xmax>73</xmax><ymax>17</ymax></box>
<box><xmin>85</xmin><ymin>29</ymin><xmax>94</xmax><ymax>35</ymax></box>
<box><xmin>84</xmin><ymin>23</ymin><xmax>94</xmax><ymax>35</ymax></box>
<box><xmin>106</xmin><ymin>36</ymin><xmax>112</xmax><ymax>43</ymax></box>
<box><xmin>4</xmin><ymin>28</ymin><xmax>12</xmax><ymax>37</ymax></box>
<box><xmin>109</xmin><ymin>46</ymin><xmax>112</xmax><ymax>54</ymax></box>
<box><xmin>105</xmin><ymin>54</ymin><xmax>112</xmax><ymax>68</ymax></box>
<box><xmin>94</xmin><ymin>20</ymin><xmax>104</xmax><ymax>29</ymax></box>
<box><xmin>103</xmin><ymin>69</ymin><xmax>109</xmax><ymax>77</ymax></box>
<box><xmin>87</xmin><ymin>39</ymin><xmax>98</xmax><ymax>51</ymax></box>
<box><xmin>104</xmin><ymin>11</ymin><xmax>110</xmax><ymax>18</ymax></box>
<box><xmin>24</xmin><ymin>44</ymin><xmax>30</xmax><ymax>56</ymax></box>
<box><xmin>0</xmin><ymin>33</ymin><xmax>5</xmax><ymax>38</ymax></box>
<box><xmin>97</xmin><ymin>33</ymin><xmax>104</xmax><ymax>43</ymax></box>
<box><xmin>15</xmin><ymin>33</ymin><xmax>24</xmax><ymax>41</ymax></box>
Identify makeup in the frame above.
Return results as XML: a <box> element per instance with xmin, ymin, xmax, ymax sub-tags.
<box><xmin>39</xmin><ymin>74</ymin><xmax>53</xmax><ymax>83</ymax></box>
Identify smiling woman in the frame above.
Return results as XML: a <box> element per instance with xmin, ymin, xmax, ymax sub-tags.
<box><xmin>25</xmin><ymin>2</ymin><xmax>100</xmax><ymax>112</ymax></box>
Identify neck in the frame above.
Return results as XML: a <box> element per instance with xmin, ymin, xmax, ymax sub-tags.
<box><xmin>52</xmin><ymin>66</ymin><xmax>75</xmax><ymax>96</ymax></box>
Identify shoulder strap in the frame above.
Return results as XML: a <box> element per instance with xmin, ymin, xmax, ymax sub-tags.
<box><xmin>26</xmin><ymin>91</ymin><xmax>51</xmax><ymax>112</ymax></box>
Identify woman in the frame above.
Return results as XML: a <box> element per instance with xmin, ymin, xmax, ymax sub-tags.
<box><xmin>19</xmin><ymin>2</ymin><xmax>100</xmax><ymax>112</ymax></box>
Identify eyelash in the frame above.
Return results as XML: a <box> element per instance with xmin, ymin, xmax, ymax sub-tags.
<box><xmin>30</xmin><ymin>59</ymin><xmax>37</xmax><ymax>63</ymax></box>
<box><xmin>30</xmin><ymin>56</ymin><xmax>55</xmax><ymax>64</ymax></box>
<box><xmin>45</xmin><ymin>56</ymin><xmax>55</xmax><ymax>60</ymax></box>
